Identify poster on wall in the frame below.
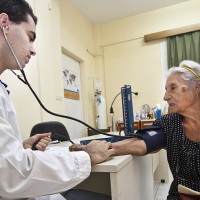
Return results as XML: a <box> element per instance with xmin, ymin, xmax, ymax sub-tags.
<box><xmin>62</xmin><ymin>53</ymin><xmax>84</xmax><ymax>139</ymax></box>
<box><xmin>63</xmin><ymin>68</ymin><xmax>80</xmax><ymax>100</ymax></box>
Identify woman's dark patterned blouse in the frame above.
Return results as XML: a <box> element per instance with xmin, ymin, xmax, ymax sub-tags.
<box><xmin>153</xmin><ymin>113</ymin><xmax>200</xmax><ymax>200</ymax></box>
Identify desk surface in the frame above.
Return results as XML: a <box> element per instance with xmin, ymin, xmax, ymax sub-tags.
<box><xmin>49</xmin><ymin>133</ymin><xmax>134</xmax><ymax>173</ymax></box>
<box><xmin>49</xmin><ymin>133</ymin><xmax>155</xmax><ymax>200</ymax></box>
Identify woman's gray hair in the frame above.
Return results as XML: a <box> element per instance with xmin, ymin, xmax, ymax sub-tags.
<box><xmin>168</xmin><ymin>60</ymin><xmax>200</xmax><ymax>88</ymax></box>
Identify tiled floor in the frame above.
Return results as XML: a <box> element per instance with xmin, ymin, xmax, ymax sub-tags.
<box><xmin>154</xmin><ymin>171</ymin><xmax>173</xmax><ymax>200</ymax></box>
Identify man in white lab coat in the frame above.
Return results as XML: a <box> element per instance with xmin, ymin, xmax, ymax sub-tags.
<box><xmin>0</xmin><ymin>0</ymin><xmax>115</xmax><ymax>199</ymax></box>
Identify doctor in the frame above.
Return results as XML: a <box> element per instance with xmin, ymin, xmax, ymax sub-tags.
<box><xmin>0</xmin><ymin>0</ymin><xmax>115</xmax><ymax>200</ymax></box>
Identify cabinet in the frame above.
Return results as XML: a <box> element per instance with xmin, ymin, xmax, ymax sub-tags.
<box><xmin>114</xmin><ymin>120</ymin><xmax>169</xmax><ymax>183</ymax></box>
<box><xmin>116</xmin><ymin>121</ymin><xmax>140</xmax><ymax>131</ymax></box>
<box><xmin>116</xmin><ymin>119</ymin><xmax>155</xmax><ymax>131</ymax></box>
<box><xmin>140</xmin><ymin>119</ymin><xmax>155</xmax><ymax>128</ymax></box>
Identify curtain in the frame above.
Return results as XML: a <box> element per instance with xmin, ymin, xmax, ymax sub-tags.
<box><xmin>167</xmin><ymin>31</ymin><xmax>200</xmax><ymax>68</ymax></box>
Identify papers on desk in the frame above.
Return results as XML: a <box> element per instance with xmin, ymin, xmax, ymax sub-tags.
<box><xmin>80</xmin><ymin>137</ymin><xmax>124</xmax><ymax>145</ymax></box>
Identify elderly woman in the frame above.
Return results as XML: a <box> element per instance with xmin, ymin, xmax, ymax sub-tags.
<box><xmin>70</xmin><ymin>60</ymin><xmax>200</xmax><ymax>199</ymax></box>
<box><xmin>112</xmin><ymin>60</ymin><xmax>200</xmax><ymax>199</ymax></box>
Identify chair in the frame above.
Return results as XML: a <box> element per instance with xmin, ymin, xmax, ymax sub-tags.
<box><xmin>30</xmin><ymin>121</ymin><xmax>72</xmax><ymax>143</ymax></box>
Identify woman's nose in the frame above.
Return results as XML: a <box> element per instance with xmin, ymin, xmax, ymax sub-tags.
<box><xmin>163</xmin><ymin>95</ymin><xmax>167</xmax><ymax>101</ymax></box>
<box><xmin>163</xmin><ymin>92</ymin><xmax>170</xmax><ymax>101</ymax></box>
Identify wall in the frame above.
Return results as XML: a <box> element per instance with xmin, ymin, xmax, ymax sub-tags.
<box><xmin>1</xmin><ymin>0</ymin><xmax>96</xmax><ymax>140</ymax></box>
<box><xmin>94</xmin><ymin>0</ymin><xmax>200</xmax><ymax>127</ymax></box>
<box><xmin>1</xmin><ymin>0</ymin><xmax>67</xmax><ymax>139</ymax></box>
<box><xmin>59</xmin><ymin>0</ymin><xmax>97</xmax><ymax>133</ymax></box>
<box><xmin>1</xmin><ymin>0</ymin><xmax>200</xmax><ymax>139</ymax></box>
<box><xmin>1</xmin><ymin>0</ymin><xmax>42</xmax><ymax>139</ymax></box>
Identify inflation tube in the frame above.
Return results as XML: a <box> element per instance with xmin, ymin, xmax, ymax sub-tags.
<box><xmin>14</xmin><ymin>69</ymin><xmax>140</xmax><ymax>139</ymax></box>
<box><xmin>2</xmin><ymin>23</ymin><xmax>137</xmax><ymax>140</ymax></box>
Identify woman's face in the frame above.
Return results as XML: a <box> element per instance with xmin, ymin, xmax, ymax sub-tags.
<box><xmin>164</xmin><ymin>74</ymin><xmax>197</xmax><ymax>114</ymax></box>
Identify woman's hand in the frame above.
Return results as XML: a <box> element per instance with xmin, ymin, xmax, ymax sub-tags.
<box><xmin>23</xmin><ymin>133</ymin><xmax>52</xmax><ymax>151</ymax></box>
<box><xmin>69</xmin><ymin>140</ymin><xmax>115</xmax><ymax>164</ymax></box>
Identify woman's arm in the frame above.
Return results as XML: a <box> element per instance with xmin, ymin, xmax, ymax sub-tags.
<box><xmin>111</xmin><ymin>138</ymin><xmax>147</xmax><ymax>156</ymax></box>
<box><xmin>69</xmin><ymin>125</ymin><xmax>166</xmax><ymax>157</ymax></box>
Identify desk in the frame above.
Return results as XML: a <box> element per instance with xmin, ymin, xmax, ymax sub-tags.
<box><xmin>49</xmin><ymin>134</ymin><xmax>155</xmax><ymax>200</ymax></box>
<box><xmin>116</xmin><ymin>119</ymin><xmax>155</xmax><ymax>132</ymax></box>
<box><xmin>116</xmin><ymin>120</ymin><xmax>140</xmax><ymax>131</ymax></box>
<box><xmin>140</xmin><ymin>119</ymin><xmax>155</xmax><ymax>128</ymax></box>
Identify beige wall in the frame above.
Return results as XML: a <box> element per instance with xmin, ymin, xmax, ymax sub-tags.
<box><xmin>2</xmin><ymin>0</ymin><xmax>200</xmax><ymax>139</ymax></box>
<box><xmin>94</xmin><ymin>0</ymin><xmax>200</xmax><ymax>127</ymax></box>
<box><xmin>2</xmin><ymin>0</ymin><xmax>67</xmax><ymax>139</ymax></box>
<box><xmin>1</xmin><ymin>0</ymin><xmax>42</xmax><ymax>139</ymax></box>
<box><xmin>59</xmin><ymin>0</ymin><xmax>97</xmax><ymax>132</ymax></box>
<box><xmin>2</xmin><ymin>0</ymin><xmax>97</xmax><ymax>139</ymax></box>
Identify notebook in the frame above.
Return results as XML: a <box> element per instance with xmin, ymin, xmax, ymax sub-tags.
<box><xmin>80</xmin><ymin>137</ymin><xmax>123</xmax><ymax>145</ymax></box>
<box><xmin>178</xmin><ymin>184</ymin><xmax>200</xmax><ymax>200</ymax></box>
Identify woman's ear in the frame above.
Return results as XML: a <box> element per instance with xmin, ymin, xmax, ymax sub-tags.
<box><xmin>194</xmin><ymin>80</ymin><xmax>200</xmax><ymax>98</ymax></box>
<box><xmin>195</xmin><ymin>79</ymin><xmax>200</xmax><ymax>89</ymax></box>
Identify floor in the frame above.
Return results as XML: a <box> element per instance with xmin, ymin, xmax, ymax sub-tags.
<box><xmin>154</xmin><ymin>170</ymin><xmax>173</xmax><ymax>200</ymax></box>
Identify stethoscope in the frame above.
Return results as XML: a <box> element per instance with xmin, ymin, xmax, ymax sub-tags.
<box><xmin>1</xmin><ymin>25</ymin><xmax>140</xmax><ymax>140</ymax></box>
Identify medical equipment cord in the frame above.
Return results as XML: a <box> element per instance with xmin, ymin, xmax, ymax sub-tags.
<box><xmin>14</xmin><ymin>69</ymin><xmax>138</xmax><ymax>139</ymax></box>
<box><xmin>1</xmin><ymin>25</ymin><xmax>137</xmax><ymax>150</ymax></box>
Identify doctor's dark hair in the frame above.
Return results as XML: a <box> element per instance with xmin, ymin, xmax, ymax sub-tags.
<box><xmin>0</xmin><ymin>0</ymin><xmax>37</xmax><ymax>25</ymax></box>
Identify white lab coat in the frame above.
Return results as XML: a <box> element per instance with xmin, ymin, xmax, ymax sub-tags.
<box><xmin>0</xmin><ymin>83</ymin><xmax>91</xmax><ymax>200</ymax></box>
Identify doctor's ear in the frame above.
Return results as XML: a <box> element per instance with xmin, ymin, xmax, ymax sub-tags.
<box><xmin>0</xmin><ymin>13</ymin><xmax>9</xmax><ymax>31</ymax></box>
<box><xmin>1</xmin><ymin>25</ymin><xmax>8</xmax><ymax>31</ymax></box>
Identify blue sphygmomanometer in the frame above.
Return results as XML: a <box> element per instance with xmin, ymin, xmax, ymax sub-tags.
<box><xmin>80</xmin><ymin>126</ymin><xmax>166</xmax><ymax>154</ymax></box>
<box><xmin>134</xmin><ymin>126</ymin><xmax>166</xmax><ymax>154</ymax></box>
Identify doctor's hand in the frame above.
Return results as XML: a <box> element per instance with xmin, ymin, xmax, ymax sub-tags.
<box><xmin>23</xmin><ymin>133</ymin><xmax>52</xmax><ymax>151</ymax></box>
<box><xmin>69</xmin><ymin>140</ymin><xmax>115</xmax><ymax>164</ymax></box>
<box><xmin>69</xmin><ymin>143</ymin><xmax>86</xmax><ymax>151</ymax></box>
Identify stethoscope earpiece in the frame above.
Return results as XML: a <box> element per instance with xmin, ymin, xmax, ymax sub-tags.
<box><xmin>2</xmin><ymin>26</ymin><xmax>8</xmax><ymax>31</ymax></box>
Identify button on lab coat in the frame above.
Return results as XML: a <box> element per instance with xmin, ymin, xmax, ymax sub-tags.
<box><xmin>0</xmin><ymin>83</ymin><xmax>91</xmax><ymax>200</ymax></box>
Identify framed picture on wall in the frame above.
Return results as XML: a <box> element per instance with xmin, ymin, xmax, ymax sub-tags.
<box><xmin>63</xmin><ymin>68</ymin><xmax>80</xmax><ymax>100</ymax></box>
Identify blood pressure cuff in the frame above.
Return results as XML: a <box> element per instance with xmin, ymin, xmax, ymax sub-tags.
<box><xmin>134</xmin><ymin>126</ymin><xmax>166</xmax><ymax>154</ymax></box>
